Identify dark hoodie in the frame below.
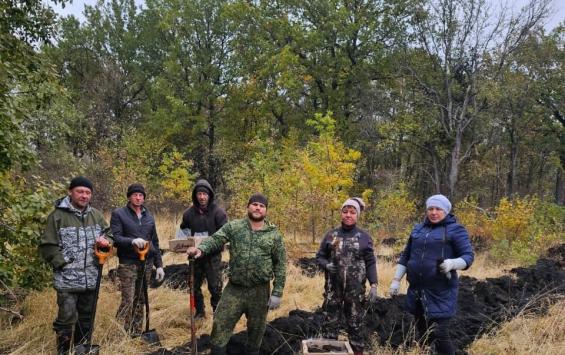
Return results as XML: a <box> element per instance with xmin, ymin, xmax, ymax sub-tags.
<box><xmin>180</xmin><ymin>179</ymin><xmax>228</xmax><ymax>255</ymax></box>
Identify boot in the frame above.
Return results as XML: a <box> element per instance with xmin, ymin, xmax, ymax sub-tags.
<box><xmin>210</xmin><ymin>344</ymin><xmax>227</xmax><ymax>355</ymax></box>
<box><xmin>56</xmin><ymin>329</ymin><xmax>72</xmax><ymax>355</ymax></box>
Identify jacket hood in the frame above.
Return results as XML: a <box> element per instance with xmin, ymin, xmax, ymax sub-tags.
<box><xmin>423</xmin><ymin>213</ymin><xmax>457</xmax><ymax>226</ymax></box>
<box><xmin>192</xmin><ymin>179</ymin><xmax>215</xmax><ymax>207</ymax></box>
<box><xmin>55</xmin><ymin>196</ymin><xmax>92</xmax><ymax>216</ymax></box>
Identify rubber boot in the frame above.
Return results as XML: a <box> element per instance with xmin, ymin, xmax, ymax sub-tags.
<box><xmin>56</xmin><ymin>329</ymin><xmax>72</xmax><ymax>355</ymax></box>
<box><xmin>210</xmin><ymin>344</ymin><xmax>227</xmax><ymax>355</ymax></box>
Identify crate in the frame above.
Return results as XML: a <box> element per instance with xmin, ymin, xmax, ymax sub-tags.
<box><xmin>301</xmin><ymin>339</ymin><xmax>353</xmax><ymax>355</ymax></box>
<box><xmin>168</xmin><ymin>236</ymin><xmax>210</xmax><ymax>253</ymax></box>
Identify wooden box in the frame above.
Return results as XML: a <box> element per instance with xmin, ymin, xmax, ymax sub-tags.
<box><xmin>301</xmin><ymin>339</ymin><xmax>353</xmax><ymax>355</ymax></box>
<box><xmin>168</xmin><ymin>236</ymin><xmax>209</xmax><ymax>253</ymax></box>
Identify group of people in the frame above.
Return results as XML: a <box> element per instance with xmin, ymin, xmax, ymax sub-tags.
<box><xmin>40</xmin><ymin>175</ymin><xmax>474</xmax><ymax>355</ymax></box>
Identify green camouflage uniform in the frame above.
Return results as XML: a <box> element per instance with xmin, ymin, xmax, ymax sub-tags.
<box><xmin>198</xmin><ymin>218</ymin><xmax>286</xmax><ymax>352</ymax></box>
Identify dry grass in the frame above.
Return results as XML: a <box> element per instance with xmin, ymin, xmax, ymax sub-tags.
<box><xmin>1</xmin><ymin>214</ymin><xmax>558</xmax><ymax>354</ymax></box>
<box><xmin>469</xmin><ymin>299</ymin><xmax>565</xmax><ymax>355</ymax></box>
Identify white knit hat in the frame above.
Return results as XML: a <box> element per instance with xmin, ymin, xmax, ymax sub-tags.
<box><xmin>341</xmin><ymin>197</ymin><xmax>366</xmax><ymax>216</ymax></box>
<box><xmin>426</xmin><ymin>194</ymin><xmax>452</xmax><ymax>214</ymax></box>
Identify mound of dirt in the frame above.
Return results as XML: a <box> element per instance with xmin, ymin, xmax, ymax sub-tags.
<box><xmin>152</xmin><ymin>246</ymin><xmax>565</xmax><ymax>354</ymax></box>
<box><xmin>294</xmin><ymin>257</ymin><xmax>321</xmax><ymax>277</ymax></box>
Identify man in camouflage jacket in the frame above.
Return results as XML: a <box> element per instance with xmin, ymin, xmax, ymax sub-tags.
<box><xmin>187</xmin><ymin>193</ymin><xmax>286</xmax><ymax>355</ymax></box>
<box><xmin>39</xmin><ymin>176</ymin><xmax>112</xmax><ymax>355</ymax></box>
<box><xmin>316</xmin><ymin>197</ymin><xmax>378</xmax><ymax>355</ymax></box>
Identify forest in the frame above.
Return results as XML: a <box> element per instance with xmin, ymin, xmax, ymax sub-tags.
<box><xmin>1</xmin><ymin>0</ymin><xmax>564</xmax><ymax>290</ymax></box>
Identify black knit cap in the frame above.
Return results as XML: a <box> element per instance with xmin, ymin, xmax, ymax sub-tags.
<box><xmin>69</xmin><ymin>176</ymin><xmax>93</xmax><ymax>191</ymax></box>
<box><xmin>195</xmin><ymin>185</ymin><xmax>210</xmax><ymax>194</ymax></box>
<box><xmin>127</xmin><ymin>183</ymin><xmax>146</xmax><ymax>198</ymax></box>
<box><xmin>248</xmin><ymin>193</ymin><xmax>268</xmax><ymax>208</ymax></box>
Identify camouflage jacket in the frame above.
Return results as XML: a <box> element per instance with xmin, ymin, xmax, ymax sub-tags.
<box><xmin>39</xmin><ymin>196</ymin><xmax>112</xmax><ymax>292</ymax></box>
<box><xmin>198</xmin><ymin>218</ymin><xmax>287</xmax><ymax>297</ymax></box>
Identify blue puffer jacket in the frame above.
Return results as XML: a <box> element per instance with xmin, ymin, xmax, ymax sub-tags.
<box><xmin>398</xmin><ymin>214</ymin><xmax>474</xmax><ymax>319</ymax></box>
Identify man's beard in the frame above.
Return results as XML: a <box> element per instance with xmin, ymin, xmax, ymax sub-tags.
<box><xmin>248</xmin><ymin>211</ymin><xmax>265</xmax><ymax>222</ymax></box>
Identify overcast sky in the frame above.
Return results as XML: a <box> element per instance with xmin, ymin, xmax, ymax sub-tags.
<box><xmin>49</xmin><ymin>0</ymin><xmax>564</xmax><ymax>31</ymax></box>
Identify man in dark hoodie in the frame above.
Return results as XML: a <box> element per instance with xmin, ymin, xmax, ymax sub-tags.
<box><xmin>180</xmin><ymin>179</ymin><xmax>228</xmax><ymax>319</ymax></box>
<box><xmin>39</xmin><ymin>176</ymin><xmax>113</xmax><ymax>355</ymax></box>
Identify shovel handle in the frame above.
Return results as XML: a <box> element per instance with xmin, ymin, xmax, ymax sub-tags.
<box><xmin>134</xmin><ymin>242</ymin><xmax>150</xmax><ymax>261</ymax></box>
<box><xmin>94</xmin><ymin>244</ymin><xmax>111</xmax><ymax>265</ymax></box>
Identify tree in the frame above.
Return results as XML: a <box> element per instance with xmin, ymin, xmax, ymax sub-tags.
<box><xmin>405</xmin><ymin>0</ymin><xmax>550</xmax><ymax>198</ymax></box>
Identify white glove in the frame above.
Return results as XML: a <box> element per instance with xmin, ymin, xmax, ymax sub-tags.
<box><xmin>439</xmin><ymin>258</ymin><xmax>467</xmax><ymax>274</ymax></box>
<box><xmin>155</xmin><ymin>267</ymin><xmax>165</xmax><ymax>282</ymax></box>
<box><xmin>132</xmin><ymin>238</ymin><xmax>147</xmax><ymax>248</ymax></box>
<box><xmin>267</xmin><ymin>295</ymin><xmax>281</xmax><ymax>310</ymax></box>
<box><xmin>389</xmin><ymin>264</ymin><xmax>407</xmax><ymax>296</ymax></box>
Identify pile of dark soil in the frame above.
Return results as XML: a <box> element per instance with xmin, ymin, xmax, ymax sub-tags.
<box><xmin>294</xmin><ymin>258</ymin><xmax>321</xmax><ymax>277</ymax></box>
<box><xmin>152</xmin><ymin>245</ymin><xmax>565</xmax><ymax>354</ymax></box>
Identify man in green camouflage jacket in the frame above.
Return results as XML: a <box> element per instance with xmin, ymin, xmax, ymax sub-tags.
<box><xmin>39</xmin><ymin>176</ymin><xmax>112</xmax><ymax>355</ymax></box>
<box><xmin>187</xmin><ymin>193</ymin><xmax>286</xmax><ymax>355</ymax></box>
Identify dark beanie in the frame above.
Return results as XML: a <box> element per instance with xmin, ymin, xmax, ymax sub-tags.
<box><xmin>248</xmin><ymin>193</ymin><xmax>268</xmax><ymax>208</ymax></box>
<box><xmin>195</xmin><ymin>186</ymin><xmax>210</xmax><ymax>195</ymax></box>
<box><xmin>127</xmin><ymin>183</ymin><xmax>146</xmax><ymax>198</ymax></box>
<box><xmin>69</xmin><ymin>176</ymin><xmax>93</xmax><ymax>191</ymax></box>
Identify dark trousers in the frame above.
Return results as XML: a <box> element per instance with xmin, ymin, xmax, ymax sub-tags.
<box><xmin>53</xmin><ymin>289</ymin><xmax>96</xmax><ymax>345</ymax></box>
<box><xmin>321</xmin><ymin>273</ymin><xmax>366</xmax><ymax>352</ymax></box>
<box><xmin>414</xmin><ymin>300</ymin><xmax>455</xmax><ymax>355</ymax></box>
<box><xmin>193</xmin><ymin>253</ymin><xmax>223</xmax><ymax>314</ymax></box>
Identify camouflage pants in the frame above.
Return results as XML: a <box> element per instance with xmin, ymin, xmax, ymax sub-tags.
<box><xmin>322</xmin><ymin>273</ymin><xmax>367</xmax><ymax>352</ymax></box>
<box><xmin>116</xmin><ymin>263</ymin><xmax>152</xmax><ymax>335</ymax></box>
<box><xmin>210</xmin><ymin>282</ymin><xmax>270</xmax><ymax>351</ymax></box>
<box><xmin>193</xmin><ymin>253</ymin><xmax>223</xmax><ymax>314</ymax></box>
<box><xmin>53</xmin><ymin>289</ymin><xmax>96</xmax><ymax>345</ymax></box>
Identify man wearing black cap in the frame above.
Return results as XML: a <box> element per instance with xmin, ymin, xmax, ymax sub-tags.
<box><xmin>110</xmin><ymin>183</ymin><xmax>164</xmax><ymax>335</ymax></box>
<box><xmin>186</xmin><ymin>193</ymin><xmax>287</xmax><ymax>355</ymax></box>
<box><xmin>179</xmin><ymin>179</ymin><xmax>228</xmax><ymax>319</ymax></box>
<box><xmin>40</xmin><ymin>176</ymin><xmax>113</xmax><ymax>354</ymax></box>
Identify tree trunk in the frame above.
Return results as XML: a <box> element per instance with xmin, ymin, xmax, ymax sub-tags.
<box><xmin>448</xmin><ymin>129</ymin><xmax>462</xmax><ymax>199</ymax></box>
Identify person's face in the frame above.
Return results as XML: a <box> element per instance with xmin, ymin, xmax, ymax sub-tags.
<box><xmin>196</xmin><ymin>191</ymin><xmax>209</xmax><ymax>207</ymax></box>
<box><xmin>426</xmin><ymin>206</ymin><xmax>446</xmax><ymax>224</ymax></box>
<box><xmin>69</xmin><ymin>186</ymin><xmax>92</xmax><ymax>210</ymax></box>
<box><xmin>129</xmin><ymin>192</ymin><xmax>145</xmax><ymax>208</ymax></box>
<box><xmin>247</xmin><ymin>202</ymin><xmax>267</xmax><ymax>222</ymax></box>
<box><xmin>341</xmin><ymin>206</ymin><xmax>358</xmax><ymax>227</ymax></box>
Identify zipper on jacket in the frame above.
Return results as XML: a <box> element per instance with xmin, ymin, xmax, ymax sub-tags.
<box><xmin>81</xmin><ymin>213</ymin><xmax>89</xmax><ymax>289</ymax></box>
<box><xmin>419</xmin><ymin>230</ymin><xmax>430</xmax><ymax>283</ymax></box>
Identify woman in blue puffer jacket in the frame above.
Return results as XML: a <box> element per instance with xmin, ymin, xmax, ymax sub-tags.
<box><xmin>389</xmin><ymin>194</ymin><xmax>474</xmax><ymax>355</ymax></box>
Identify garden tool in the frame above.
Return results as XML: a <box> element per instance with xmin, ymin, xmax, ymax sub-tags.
<box><xmin>188</xmin><ymin>257</ymin><xmax>197</xmax><ymax>355</ymax></box>
<box><xmin>75</xmin><ymin>228</ymin><xmax>111</xmax><ymax>355</ymax></box>
<box><xmin>135</xmin><ymin>242</ymin><xmax>161</xmax><ymax>345</ymax></box>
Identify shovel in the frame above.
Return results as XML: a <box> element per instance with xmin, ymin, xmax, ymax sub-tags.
<box><xmin>134</xmin><ymin>242</ymin><xmax>161</xmax><ymax>346</ymax></box>
<box><xmin>75</xmin><ymin>231</ymin><xmax>111</xmax><ymax>355</ymax></box>
<box><xmin>188</xmin><ymin>257</ymin><xmax>197</xmax><ymax>355</ymax></box>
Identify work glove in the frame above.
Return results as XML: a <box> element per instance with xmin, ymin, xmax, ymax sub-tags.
<box><xmin>439</xmin><ymin>258</ymin><xmax>467</xmax><ymax>274</ymax></box>
<box><xmin>325</xmin><ymin>262</ymin><xmax>338</xmax><ymax>274</ymax></box>
<box><xmin>389</xmin><ymin>264</ymin><xmax>407</xmax><ymax>296</ymax></box>
<box><xmin>132</xmin><ymin>238</ymin><xmax>147</xmax><ymax>249</ymax></box>
<box><xmin>368</xmin><ymin>285</ymin><xmax>378</xmax><ymax>303</ymax></box>
<box><xmin>186</xmin><ymin>247</ymin><xmax>203</xmax><ymax>259</ymax></box>
<box><xmin>389</xmin><ymin>279</ymin><xmax>401</xmax><ymax>296</ymax></box>
<box><xmin>155</xmin><ymin>267</ymin><xmax>165</xmax><ymax>282</ymax></box>
<box><xmin>267</xmin><ymin>295</ymin><xmax>281</xmax><ymax>310</ymax></box>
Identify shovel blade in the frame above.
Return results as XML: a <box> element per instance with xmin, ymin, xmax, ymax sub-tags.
<box><xmin>140</xmin><ymin>329</ymin><xmax>161</xmax><ymax>346</ymax></box>
<box><xmin>74</xmin><ymin>344</ymin><xmax>100</xmax><ymax>355</ymax></box>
